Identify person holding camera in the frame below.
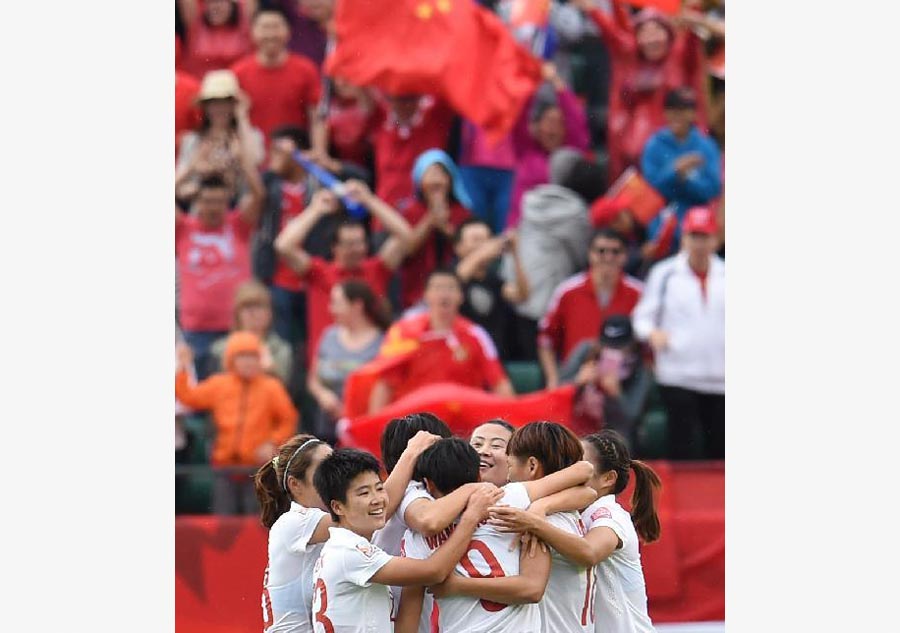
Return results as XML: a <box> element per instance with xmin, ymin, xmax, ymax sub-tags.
<box><xmin>560</xmin><ymin>315</ymin><xmax>654</xmax><ymax>449</ymax></box>
<box><xmin>452</xmin><ymin>218</ymin><xmax>530</xmax><ymax>360</ymax></box>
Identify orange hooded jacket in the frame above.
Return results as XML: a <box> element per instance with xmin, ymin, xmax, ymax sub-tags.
<box><xmin>175</xmin><ymin>332</ymin><xmax>298</xmax><ymax>466</ymax></box>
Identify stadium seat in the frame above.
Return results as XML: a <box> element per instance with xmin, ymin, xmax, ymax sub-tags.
<box><xmin>504</xmin><ymin>361</ymin><xmax>545</xmax><ymax>394</ymax></box>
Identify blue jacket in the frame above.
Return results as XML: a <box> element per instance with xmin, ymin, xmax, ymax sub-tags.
<box><xmin>641</xmin><ymin>126</ymin><xmax>722</xmax><ymax>246</ymax></box>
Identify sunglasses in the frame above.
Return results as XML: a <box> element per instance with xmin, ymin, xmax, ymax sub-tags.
<box><xmin>591</xmin><ymin>246</ymin><xmax>624</xmax><ymax>256</ymax></box>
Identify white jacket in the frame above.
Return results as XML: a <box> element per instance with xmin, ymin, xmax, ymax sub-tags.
<box><xmin>632</xmin><ymin>252</ymin><xmax>725</xmax><ymax>394</ymax></box>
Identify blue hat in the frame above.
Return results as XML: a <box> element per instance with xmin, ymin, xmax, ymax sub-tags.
<box><xmin>411</xmin><ymin>149</ymin><xmax>473</xmax><ymax>210</ymax></box>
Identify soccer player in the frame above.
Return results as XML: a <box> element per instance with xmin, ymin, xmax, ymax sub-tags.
<box><xmin>310</xmin><ymin>448</ymin><xmax>497</xmax><ymax>633</ymax></box>
<box><xmin>402</xmin><ymin>436</ymin><xmax>597</xmax><ymax>633</ymax></box>
<box><xmin>488</xmin><ymin>429</ymin><xmax>662</xmax><ymax>633</ymax></box>
<box><xmin>434</xmin><ymin>422</ymin><xmax>597</xmax><ymax>633</ymax></box>
<box><xmin>254</xmin><ymin>431</ymin><xmax>438</xmax><ymax>633</ymax></box>
<box><xmin>469</xmin><ymin>419</ymin><xmax>515</xmax><ymax>487</ymax></box>
<box><xmin>374</xmin><ymin>413</ymin><xmax>503</xmax><ymax>622</ymax></box>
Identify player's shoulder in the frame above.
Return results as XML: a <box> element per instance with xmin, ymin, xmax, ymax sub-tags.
<box><xmin>581</xmin><ymin>495</ymin><xmax>625</xmax><ymax>526</ymax></box>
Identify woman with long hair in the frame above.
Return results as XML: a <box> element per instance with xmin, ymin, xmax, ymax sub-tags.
<box><xmin>178</xmin><ymin>0</ymin><xmax>254</xmax><ymax>78</ymax></box>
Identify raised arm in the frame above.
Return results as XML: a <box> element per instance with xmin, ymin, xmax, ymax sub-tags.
<box><xmin>456</xmin><ymin>237</ymin><xmax>506</xmax><ymax>283</ymax></box>
<box><xmin>574</xmin><ymin>0</ymin><xmax>634</xmax><ymax>55</ymax></box>
<box><xmin>370</xmin><ymin>487</ymin><xmax>495</xmax><ymax>587</ymax></box>
<box><xmin>500</xmin><ymin>231</ymin><xmax>530</xmax><ymax>304</ymax></box>
<box><xmin>274</xmin><ymin>189</ymin><xmax>340</xmax><ymax>277</ymax></box>
<box><xmin>382</xmin><ymin>431</ymin><xmax>442</xmax><ymax>521</ymax></box>
<box><xmin>174</xmin><ymin>345</ymin><xmax>217</xmax><ymax>410</ymax></box>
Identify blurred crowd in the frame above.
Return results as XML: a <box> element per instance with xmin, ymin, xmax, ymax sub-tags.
<box><xmin>175</xmin><ymin>0</ymin><xmax>726</xmax><ymax>513</ymax></box>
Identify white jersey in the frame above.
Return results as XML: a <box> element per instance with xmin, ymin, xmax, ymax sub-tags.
<box><xmin>371</xmin><ymin>481</ymin><xmax>432</xmax><ymax>620</ymax></box>
<box><xmin>403</xmin><ymin>482</ymin><xmax>542</xmax><ymax>633</ymax></box>
<box><xmin>263</xmin><ymin>502</ymin><xmax>329</xmax><ymax>633</ymax></box>
<box><xmin>540</xmin><ymin>511</ymin><xmax>595</xmax><ymax>633</ymax></box>
<box><xmin>311</xmin><ymin>527</ymin><xmax>394</xmax><ymax>633</ymax></box>
<box><xmin>580</xmin><ymin>495</ymin><xmax>655</xmax><ymax>633</ymax></box>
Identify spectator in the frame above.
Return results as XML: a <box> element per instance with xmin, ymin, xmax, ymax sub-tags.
<box><xmin>507</xmin><ymin>62</ymin><xmax>590</xmax><ymax>228</ymax></box>
<box><xmin>274</xmin><ymin>183</ymin><xmax>412</xmax><ymax>363</ymax></box>
<box><xmin>631</xmin><ymin>206</ymin><xmax>724</xmax><ymax>460</ymax></box>
<box><xmin>453</xmin><ymin>219</ymin><xmax>529</xmax><ymax>360</ymax></box>
<box><xmin>178</xmin><ymin>0</ymin><xmax>253</xmax><ymax>79</ymax></box>
<box><xmin>537</xmin><ymin>227</ymin><xmax>643</xmax><ymax>388</ymax></box>
<box><xmin>589</xmin><ymin>195</ymin><xmax>649</xmax><ymax>278</ymax></box>
<box><xmin>401</xmin><ymin>149</ymin><xmax>473</xmax><ymax>309</ymax></box>
<box><xmin>319</xmin><ymin>77</ymin><xmax>378</xmax><ymax>175</ymax></box>
<box><xmin>209</xmin><ymin>279</ymin><xmax>294</xmax><ymax>385</ymax></box>
<box><xmin>560</xmin><ymin>315</ymin><xmax>654</xmax><ymax>448</ymax></box>
<box><xmin>640</xmin><ymin>86</ymin><xmax>722</xmax><ymax>259</ymax></box>
<box><xmin>175</xmin><ymin>332</ymin><xmax>298</xmax><ymax>515</ymax></box>
<box><xmin>230</xmin><ymin>7</ymin><xmax>325</xmax><ymax>147</ymax></box>
<box><xmin>501</xmin><ymin>148</ymin><xmax>603</xmax><ymax>361</ymax></box>
<box><xmin>574</xmin><ymin>0</ymin><xmax>708</xmax><ymax>184</ymax></box>
<box><xmin>268</xmin><ymin>0</ymin><xmax>332</xmax><ymax>68</ymax></box>
<box><xmin>175</xmin><ymin>37</ymin><xmax>202</xmax><ymax>160</ymax></box>
<box><xmin>307</xmin><ymin>281</ymin><xmax>389</xmax><ymax>445</ymax></box>
<box><xmin>368</xmin><ymin>268</ymin><xmax>515</xmax><ymax>413</ymax></box>
<box><xmin>175</xmin><ymin>325</ymin><xmax>196</xmax><ymax>506</ymax></box>
<box><xmin>175</xmin><ymin>70</ymin><xmax>266</xmax><ymax>207</ymax></box>
<box><xmin>457</xmin><ymin>119</ymin><xmax>516</xmax><ymax>234</ymax></box>
<box><xmin>371</xmin><ymin>94</ymin><xmax>455</xmax><ymax>215</ymax></box>
<box><xmin>176</xmin><ymin>171</ymin><xmax>263</xmax><ymax>380</ymax></box>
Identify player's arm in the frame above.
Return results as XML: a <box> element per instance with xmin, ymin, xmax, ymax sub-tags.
<box><xmin>522</xmin><ymin>460</ymin><xmax>594</xmax><ymax>502</ymax></box>
<box><xmin>307</xmin><ymin>513</ymin><xmax>338</xmax><ymax>546</ymax></box>
<box><xmin>490</xmin><ymin>509</ymin><xmax>620</xmax><ymax>567</ymax></box>
<box><xmin>405</xmin><ymin>482</ymin><xmax>501</xmax><ymax>537</ymax></box>
<box><xmin>530</xmin><ymin>485</ymin><xmax>598</xmax><ymax>515</ymax></box>
<box><xmin>395</xmin><ymin>585</ymin><xmax>426</xmax><ymax>633</ymax></box>
<box><xmin>370</xmin><ymin>487</ymin><xmax>493</xmax><ymax>587</ymax></box>
<box><xmin>430</xmin><ymin>544</ymin><xmax>551</xmax><ymax>604</ymax></box>
<box><xmin>382</xmin><ymin>431</ymin><xmax>442</xmax><ymax>521</ymax></box>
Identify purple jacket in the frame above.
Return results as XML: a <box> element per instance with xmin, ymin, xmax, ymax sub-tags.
<box><xmin>507</xmin><ymin>87</ymin><xmax>590</xmax><ymax>228</ymax></box>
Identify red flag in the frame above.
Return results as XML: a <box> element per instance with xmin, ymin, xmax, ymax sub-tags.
<box><xmin>621</xmin><ymin>0</ymin><xmax>680</xmax><ymax>15</ymax></box>
<box><xmin>326</xmin><ymin>0</ymin><xmax>542</xmax><ymax>141</ymax></box>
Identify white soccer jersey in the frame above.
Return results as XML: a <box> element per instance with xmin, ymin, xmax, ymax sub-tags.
<box><xmin>371</xmin><ymin>481</ymin><xmax>432</xmax><ymax>620</ymax></box>
<box><xmin>311</xmin><ymin>527</ymin><xmax>394</xmax><ymax>633</ymax></box>
<box><xmin>262</xmin><ymin>502</ymin><xmax>329</xmax><ymax>633</ymax></box>
<box><xmin>540</xmin><ymin>511</ymin><xmax>595</xmax><ymax>633</ymax></box>
<box><xmin>580</xmin><ymin>495</ymin><xmax>655</xmax><ymax>633</ymax></box>
<box><xmin>403</xmin><ymin>482</ymin><xmax>542</xmax><ymax>633</ymax></box>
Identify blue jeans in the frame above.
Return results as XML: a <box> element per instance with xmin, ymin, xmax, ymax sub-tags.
<box><xmin>182</xmin><ymin>329</ymin><xmax>228</xmax><ymax>381</ymax></box>
<box><xmin>271</xmin><ymin>285</ymin><xmax>307</xmax><ymax>351</ymax></box>
<box><xmin>459</xmin><ymin>166</ymin><xmax>514</xmax><ymax>234</ymax></box>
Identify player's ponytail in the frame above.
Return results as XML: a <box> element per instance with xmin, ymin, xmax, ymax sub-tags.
<box><xmin>254</xmin><ymin>434</ymin><xmax>324</xmax><ymax>529</ymax></box>
<box><xmin>583</xmin><ymin>429</ymin><xmax>662</xmax><ymax>543</ymax></box>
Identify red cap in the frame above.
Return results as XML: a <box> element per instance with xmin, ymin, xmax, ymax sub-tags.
<box><xmin>589</xmin><ymin>195</ymin><xmax>631</xmax><ymax>227</ymax></box>
<box><xmin>682</xmin><ymin>206</ymin><xmax>718</xmax><ymax>235</ymax></box>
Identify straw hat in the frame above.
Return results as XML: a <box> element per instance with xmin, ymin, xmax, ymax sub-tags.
<box><xmin>197</xmin><ymin>70</ymin><xmax>240</xmax><ymax>102</ymax></box>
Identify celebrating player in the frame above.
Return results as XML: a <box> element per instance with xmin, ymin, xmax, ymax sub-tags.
<box><xmin>488</xmin><ymin>429</ymin><xmax>662</xmax><ymax>633</ymax></box>
<box><xmin>468</xmin><ymin>419</ymin><xmax>515</xmax><ymax>487</ymax></box>
<box><xmin>310</xmin><ymin>448</ymin><xmax>497</xmax><ymax>633</ymax></box>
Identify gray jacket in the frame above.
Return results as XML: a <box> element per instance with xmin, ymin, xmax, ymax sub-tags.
<box><xmin>502</xmin><ymin>184</ymin><xmax>591</xmax><ymax>321</ymax></box>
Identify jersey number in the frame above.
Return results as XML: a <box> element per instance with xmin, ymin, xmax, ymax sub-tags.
<box><xmin>261</xmin><ymin>567</ymin><xmax>274</xmax><ymax>631</ymax></box>
<box><xmin>459</xmin><ymin>540</ymin><xmax>507</xmax><ymax>613</ymax></box>
<box><xmin>314</xmin><ymin>578</ymin><xmax>335</xmax><ymax>633</ymax></box>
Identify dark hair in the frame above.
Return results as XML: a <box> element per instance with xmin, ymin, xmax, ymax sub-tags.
<box><xmin>252</xmin><ymin>6</ymin><xmax>289</xmax><ymax>24</ymax></box>
<box><xmin>425</xmin><ymin>266</ymin><xmax>463</xmax><ymax>291</ymax></box>
<box><xmin>331</xmin><ymin>219</ymin><xmax>367</xmax><ymax>246</ymax></box>
<box><xmin>591</xmin><ymin>227</ymin><xmax>627</xmax><ymax>248</ymax></box>
<box><xmin>338</xmin><ymin>279</ymin><xmax>392</xmax><ymax>331</ymax></box>
<box><xmin>413</xmin><ymin>438</ymin><xmax>480</xmax><ymax>495</ymax></box>
<box><xmin>507</xmin><ymin>421</ymin><xmax>583</xmax><ymax>476</ymax></box>
<box><xmin>561</xmin><ymin>159</ymin><xmax>607</xmax><ymax>204</ymax></box>
<box><xmin>313</xmin><ymin>448</ymin><xmax>384</xmax><ymax>522</ymax></box>
<box><xmin>583</xmin><ymin>429</ymin><xmax>661</xmax><ymax>543</ymax></box>
<box><xmin>414</xmin><ymin>162</ymin><xmax>459</xmax><ymax>206</ymax></box>
<box><xmin>380</xmin><ymin>412</ymin><xmax>452</xmax><ymax>474</ymax></box>
<box><xmin>453</xmin><ymin>218</ymin><xmax>492</xmax><ymax>245</ymax></box>
<box><xmin>254</xmin><ymin>434</ymin><xmax>327</xmax><ymax>529</ymax></box>
<box><xmin>198</xmin><ymin>174</ymin><xmax>229</xmax><ymax>192</ymax></box>
<box><xmin>475</xmin><ymin>419</ymin><xmax>516</xmax><ymax>435</ymax></box>
<box><xmin>530</xmin><ymin>99</ymin><xmax>560</xmax><ymax>124</ymax></box>
<box><xmin>271</xmin><ymin>125</ymin><xmax>311</xmax><ymax>152</ymax></box>
<box><xmin>203</xmin><ymin>0</ymin><xmax>240</xmax><ymax>28</ymax></box>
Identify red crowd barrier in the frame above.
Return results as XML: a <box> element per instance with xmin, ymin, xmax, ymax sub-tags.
<box><xmin>175</xmin><ymin>461</ymin><xmax>723</xmax><ymax>632</ymax></box>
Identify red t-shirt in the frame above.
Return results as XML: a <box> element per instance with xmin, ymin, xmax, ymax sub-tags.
<box><xmin>176</xmin><ymin>211</ymin><xmax>254</xmax><ymax>332</ymax></box>
<box><xmin>175</xmin><ymin>71</ymin><xmax>201</xmax><ymax>159</ymax></box>
<box><xmin>382</xmin><ymin>314</ymin><xmax>508</xmax><ymax>400</ymax></box>
<box><xmin>271</xmin><ymin>181</ymin><xmax>308</xmax><ymax>292</ymax></box>
<box><xmin>303</xmin><ymin>256</ymin><xmax>394</xmax><ymax>361</ymax></box>
<box><xmin>538</xmin><ymin>272</ymin><xmax>643</xmax><ymax>359</ymax></box>
<box><xmin>328</xmin><ymin>96</ymin><xmax>377</xmax><ymax>165</ymax></box>
<box><xmin>230</xmin><ymin>53</ymin><xmax>321</xmax><ymax>140</ymax></box>
<box><xmin>372</xmin><ymin>97</ymin><xmax>455</xmax><ymax>215</ymax></box>
<box><xmin>400</xmin><ymin>201</ymin><xmax>472</xmax><ymax>309</ymax></box>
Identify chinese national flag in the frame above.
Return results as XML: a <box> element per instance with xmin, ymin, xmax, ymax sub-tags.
<box><xmin>326</xmin><ymin>0</ymin><xmax>542</xmax><ymax>140</ymax></box>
